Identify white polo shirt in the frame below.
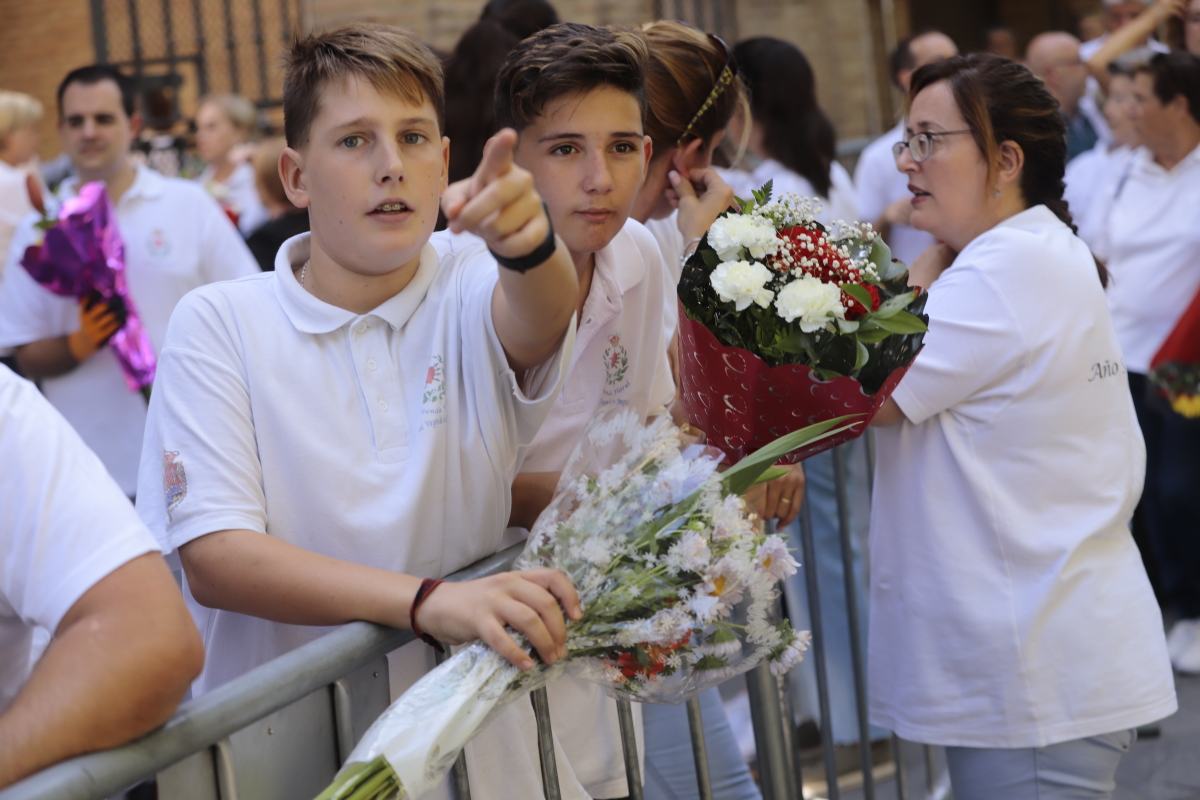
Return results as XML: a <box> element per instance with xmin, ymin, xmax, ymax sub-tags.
<box><xmin>721</xmin><ymin>158</ymin><xmax>858</xmax><ymax>226</ymax></box>
<box><xmin>0</xmin><ymin>165</ymin><xmax>259</xmax><ymax>495</ymax></box>
<box><xmin>1092</xmin><ymin>143</ymin><xmax>1200</xmax><ymax>374</ymax></box>
<box><xmin>465</xmin><ymin>219</ymin><xmax>673</xmax><ymax>800</ymax></box>
<box><xmin>1</xmin><ymin>365</ymin><xmax>159</xmax><ymax>713</ymax></box>
<box><xmin>1065</xmin><ymin>145</ymin><xmax>1134</xmax><ymax>251</ymax></box>
<box><xmin>870</xmin><ymin>205</ymin><xmax>1176</xmax><ymax>748</ymax></box>
<box><xmin>854</xmin><ymin>121</ymin><xmax>936</xmax><ymax>266</ymax></box>
<box><xmin>136</xmin><ymin>230</ymin><xmax>572</xmax><ymax>700</ymax></box>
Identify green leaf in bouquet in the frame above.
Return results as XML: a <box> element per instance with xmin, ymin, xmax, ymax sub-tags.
<box><xmin>720</xmin><ymin>415</ymin><xmax>862</xmax><ymax>496</ymax></box>
<box><xmin>751</xmin><ymin>180</ymin><xmax>774</xmax><ymax>207</ymax></box>
<box><xmin>694</xmin><ymin>654</ymin><xmax>731</xmax><ymax>671</ymax></box>
<box><xmin>752</xmin><ymin>465</ymin><xmax>790</xmax><ymax>486</ymax></box>
<box><xmin>872</xmin><ymin>288</ymin><xmax>920</xmax><ymax>317</ymax></box>
<box><xmin>840</xmin><ymin>283</ymin><xmax>873</xmax><ymax>311</ymax></box>
<box><xmin>869</xmin><ymin>235</ymin><xmax>908</xmax><ymax>282</ymax></box>
<box><xmin>854</xmin><ymin>340</ymin><xmax>870</xmax><ymax>372</ymax></box>
<box><xmin>868</xmin><ymin>309</ymin><xmax>928</xmax><ymax>334</ymax></box>
<box><xmin>855</xmin><ymin>326</ymin><xmax>893</xmax><ymax>345</ymax></box>
<box><xmin>737</xmin><ymin>195</ymin><xmax>756</xmax><ymax>214</ymax></box>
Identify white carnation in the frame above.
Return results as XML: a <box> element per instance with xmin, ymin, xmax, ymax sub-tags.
<box><xmin>710</xmin><ymin>260</ymin><xmax>775</xmax><ymax>312</ymax></box>
<box><xmin>707</xmin><ymin>214</ymin><xmax>781</xmax><ymax>262</ymax></box>
<box><xmin>774</xmin><ymin>274</ymin><xmax>846</xmax><ymax>332</ymax></box>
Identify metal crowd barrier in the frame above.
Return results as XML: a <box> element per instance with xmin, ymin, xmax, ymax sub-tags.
<box><xmin>1</xmin><ymin>435</ymin><xmax>949</xmax><ymax>800</ymax></box>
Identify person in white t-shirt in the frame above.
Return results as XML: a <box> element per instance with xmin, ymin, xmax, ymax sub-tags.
<box><xmin>194</xmin><ymin>93</ymin><xmax>269</xmax><ymax>236</ymax></box>
<box><xmin>0</xmin><ymin>364</ymin><xmax>202</xmax><ymax>789</ymax></box>
<box><xmin>0</xmin><ymin>65</ymin><xmax>260</xmax><ymax>497</ymax></box>
<box><xmin>135</xmin><ymin>25</ymin><xmax>580</xmax><ymax>800</ymax></box>
<box><xmin>853</xmin><ymin>31</ymin><xmax>958</xmax><ymax>268</ymax></box>
<box><xmin>875</xmin><ymin>53</ymin><xmax>1175</xmax><ymax>798</ymax></box>
<box><xmin>1093</xmin><ymin>52</ymin><xmax>1200</xmax><ymax>674</ymax></box>
<box><xmin>1067</xmin><ymin>61</ymin><xmax>1140</xmax><ymax>250</ymax></box>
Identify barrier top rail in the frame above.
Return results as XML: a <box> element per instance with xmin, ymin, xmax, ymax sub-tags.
<box><xmin>0</xmin><ymin>545</ymin><xmax>525</xmax><ymax>800</ymax></box>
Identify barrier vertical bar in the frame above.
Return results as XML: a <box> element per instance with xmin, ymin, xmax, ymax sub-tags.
<box><xmin>744</xmin><ymin>663</ymin><xmax>795</xmax><ymax>800</ymax></box>
<box><xmin>797</xmin><ymin>502</ymin><xmax>841</xmax><ymax>800</ymax></box>
<box><xmin>684</xmin><ymin>697</ymin><xmax>714</xmax><ymax>800</ymax></box>
<box><xmin>530</xmin><ymin>688</ymin><xmax>562</xmax><ymax>800</ymax></box>
<box><xmin>831</xmin><ymin>447</ymin><xmax>875</xmax><ymax>799</ymax></box>
<box><xmin>616</xmin><ymin>698</ymin><xmax>644</xmax><ymax>800</ymax></box>
<box><xmin>891</xmin><ymin>734</ymin><xmax>906</xmax><ymax>800</ymax></box>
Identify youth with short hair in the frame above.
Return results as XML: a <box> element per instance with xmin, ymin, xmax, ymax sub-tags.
<box><xmin>135</xmin><ymin>27</ymin><xmax>581</xmax><ymax>800</ymax></box>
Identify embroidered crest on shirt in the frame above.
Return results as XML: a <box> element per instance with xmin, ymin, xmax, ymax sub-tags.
<box><xmin>602</xmin><ymin>335</ymin><xmax>631</xmax><ymax>401</ymax></box>
<box><xmin>163</xmin><ymin>450</ymin><xmax>187</xmax><ymax>519</ymax></box>
<box><xmin>147</xmin><ymin>227</ymin><xmax>171</xmax><ymax>258</ymax></box>
<box><xmin>420</xmin><ymin>354</ymin><xmax>448</xmax><ymax>431</ymax></box>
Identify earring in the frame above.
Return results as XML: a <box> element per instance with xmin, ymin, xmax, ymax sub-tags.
<box><xmin>992</xmin><ymin>188</ymin><xmax>1002</xmax><ymax>198</ymax></box>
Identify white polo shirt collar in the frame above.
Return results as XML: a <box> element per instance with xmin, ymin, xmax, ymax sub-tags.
<box><xmin>272</xmin><ymin>232</ymin><xmax>442</xmax><ymax>335</ymax></box>
<box><xmin>58</xmin><ymin>163</ymin><xmax>167</xmax><ymax>205</ymax></box>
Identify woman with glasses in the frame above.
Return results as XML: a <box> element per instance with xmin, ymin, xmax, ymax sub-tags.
<box><xmin>630</xmin><ymin>21</ymin><xmax>765</xmax><ymax>800</ymax></box>
<box><xmin>872</xmin><ymin>54</ymin><xmax>1176</xmax><ymax>799</ymax></box>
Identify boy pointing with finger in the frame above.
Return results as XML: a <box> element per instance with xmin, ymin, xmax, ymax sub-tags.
<box><xmin>135</xmin><ymin>24</ymin><xmax>580</xmax><ymax>776</ymax></box>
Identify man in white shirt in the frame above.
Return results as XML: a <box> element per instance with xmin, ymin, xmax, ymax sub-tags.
<box><xmin>0</xmin><ymin>65</ymin><xmax>259</xmax><ymax>497</ymax></box>
<box><xmin>1078</xmin><ymin>0</ymin><xmax>1171</xmax><ymax>142</ymax></box>
<box><xmin>1098</xmin><ymin>51</ymin><xmax>1200</xmax><ymax>673</ymax></box>
<box><xmin>135</xmin><ymin>28</ymin><xmax>580</xmax><ymax>800</ymax></box>
<box><xmin>0</xmin><ymin>364</ymin><xmax>202</xmax><ymax>789</ymax></box>
<box><xmin>853</xmin><ymin>30</ymin><xmax>957</xmax><ymax>267</ymax></box>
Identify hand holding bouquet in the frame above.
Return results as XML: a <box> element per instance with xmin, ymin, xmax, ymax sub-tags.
<box><xmin>316</xmin><ymin>410</ymin><xmax>855</xmax><ymax>800</ymax></box>
<box><xmin>20</xmin><ymin>179</ymin><xmax>155</xmax><ymax>396</ymax></box>
<box><xmin>676</xmin><ymin>183</ymin><xmax>928</xmax><ymax>462</ymax></box>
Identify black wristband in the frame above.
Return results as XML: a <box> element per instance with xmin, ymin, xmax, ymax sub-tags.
<box><xmin>488</xmin><ymin>205</ymin><xmax>557</xmax><ymax>274</ymax></box>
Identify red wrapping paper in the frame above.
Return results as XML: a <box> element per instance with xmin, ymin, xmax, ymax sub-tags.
<box><xmin>677</xmin><ymin>309</ymin><xmax>915</xmax><ymax>464</ymax></box>
<box><xmin>1151</xmin><ymin>283</ymin><xmax>1200</xmax><ymax>368</ymax></box>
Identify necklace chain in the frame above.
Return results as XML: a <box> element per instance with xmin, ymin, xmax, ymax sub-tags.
<box><xmin>299</xmin><ymin>259</ymin><xmax>310</xmax><ymax>288</ymax></box>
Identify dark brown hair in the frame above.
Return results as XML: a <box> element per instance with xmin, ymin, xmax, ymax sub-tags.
<box><xmin>639</xmin><ymin>21</ymin><xmax>742</xmax><ymax>159</ymax></box>
<box><xmin>283</xmin><ymin>24</ymin><xmax>445</xmax><ymax>148</ymax></box>
<box><xmin>493</xmin><ymin>22</ymin><xmax>647</xmax><ymax>131</ymax></box>
<box><xmin>1135</xmin><ymin>51</ymin><xmax>1200</xmax><ymax>124</ymax></box>
<box><xmin>733</xmin><ymin>37</ymin><xmax>835</xmax><ymax>198</ymax></box>
<box><xmin>443</xmin><ymin>20</ymin><xmax>520</xmax><ymax>183</ymax></box>
<box><xmin>909</xmin><ymin>53</ymin><xmax>1107</xmax><ymax>285</ymax></box>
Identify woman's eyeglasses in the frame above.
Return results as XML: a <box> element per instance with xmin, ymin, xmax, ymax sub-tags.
<box><xmin>891</xmin><ymin>129</ymin><xmax>972</xmax><ymax>164</ymax></box>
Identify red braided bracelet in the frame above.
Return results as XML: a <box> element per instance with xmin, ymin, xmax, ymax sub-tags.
<box><xmin>410</xmin><ymin>577</ymin><xmax>446</xmax><ymax>654</ymax></box>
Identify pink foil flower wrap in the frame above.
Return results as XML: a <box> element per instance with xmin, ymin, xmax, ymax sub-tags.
<box><xmin>20</xmin><ymin>181</ymin><xmax>156</xmax><ymax>393</ymax></box>
<box><xmin>677</xmin><ymin>308</ymin><xmax>915</xmax><ymax>464</ymax></box>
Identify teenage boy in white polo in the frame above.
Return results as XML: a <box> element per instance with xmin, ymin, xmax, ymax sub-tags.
<box><xmin>0</xmin><ymin>65</ymin><xmax>258</xmax><ymax>497</ymax></box>
<box><xmin>452</xmin><ymin>23</ymin><xmax>670</xmax><ymax>800</ymax></box>
<box><xmin>134</xmin><ymin>23</ymin><xmax>581</xmax><ymax>758</ymax></box>
<box><xmin>0</xmin><ymin>365</ymin><xmax>202</xmax><ymax>788</ymax></box>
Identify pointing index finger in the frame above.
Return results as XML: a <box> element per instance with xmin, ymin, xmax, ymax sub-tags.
<box><xmin>472</xmin><ymin>128</ymin><xmax>518</xmax><ymax>193</ymax></box>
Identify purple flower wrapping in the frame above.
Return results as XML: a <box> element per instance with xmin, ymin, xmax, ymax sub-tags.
<box><xmin>20</xmin><ymin>181</ymin><xmax>156</xmax><ymax>392</ymax></box>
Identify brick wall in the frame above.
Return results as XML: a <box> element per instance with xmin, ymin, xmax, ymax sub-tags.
<box><xmin>0</xmin><ymin>1</ymin><xmax>95</xmax><ymax>161</ymax></box>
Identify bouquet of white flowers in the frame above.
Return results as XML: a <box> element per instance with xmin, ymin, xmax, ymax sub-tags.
<box><xmin>315</xmin><ymin>410</ymin><xmax>854</xmax><ymax>800</ymax></box>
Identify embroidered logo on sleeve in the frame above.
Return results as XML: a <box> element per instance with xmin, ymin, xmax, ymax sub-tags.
<box><xmin>163</xmin><ymin>450</ymin><xmax>188</xmax><ymax>519</ymax></box>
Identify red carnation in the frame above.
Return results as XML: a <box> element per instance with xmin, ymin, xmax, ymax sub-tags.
<box><xmin>842</xmin><ymin>283</ymin><xmax>881</xmax><ymax>320</ymax></box>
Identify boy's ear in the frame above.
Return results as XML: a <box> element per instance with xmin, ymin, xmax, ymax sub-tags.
<box><xmin>441</xmin><ymin>135</ymin><xmax>450</xmax><ymax>190</ymax></box>
<box><xmin>279</xmin><ymin>146</ymin><xmax>310</xmax><ymax>209</ymax></box>
<box><xmin>642</xmin><ymin>134</ymin><xmax>653</xmax><ymax>174</ymax></box>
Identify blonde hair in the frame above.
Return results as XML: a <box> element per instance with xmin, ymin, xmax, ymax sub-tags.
<box><xmin>198</xmin><ymin>93</ymin><xmax>258</xmax><ymax>136</ymax></box>
<box><xmin>0</xmin><ymin>90</ymin><xmax>43</xmax><ymax>142</ymax></box>
<box><xmin>252</xmin><ymin>136</ymin><xmax>291</xmax><ymax>208</ymax></box>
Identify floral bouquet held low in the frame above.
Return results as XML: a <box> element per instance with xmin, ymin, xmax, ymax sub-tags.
<box><xmin>676</xmin><ymin>182</ymin><xmax>929</xmax><ymax>462</ymax></box>
<box><xmin>19</xmin><ymin>175</ymin><xmax>156</xmax><ymax>398</ymax></box>
<box><xmin>316</xmin><ymin>409</ymin><xmax>857</xmax><ymax>800</ymax></box>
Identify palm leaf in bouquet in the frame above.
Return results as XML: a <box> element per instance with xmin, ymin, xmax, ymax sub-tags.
<box><xmin>315</xmin><ymin>409</ymin><xmax>857</xmax><ymax>800</ymax></box>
